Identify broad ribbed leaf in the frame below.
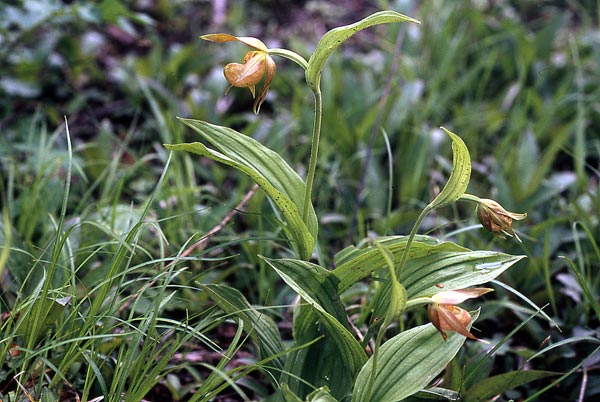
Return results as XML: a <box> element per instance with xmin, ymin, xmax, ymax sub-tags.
<box><xmin>371</xmin><ymin>249</ymin><xmax>525</xmax><ymax>321</ymax></box>
<box><xmin>200</xmin><ymin>284</ymin><xmax>286</xmax><ymax>373</ymax></box>
<box><xmin>401</xmin><ymin>251</ymin><xmax>525</xmax><ymax>298</ymax></box>
<box><xmin>333</xmin><ymin>235</ymin><xmax>466</xmax><ymax>293</ymax></box>
<box><xmin>333</xmin><ymin>235</ymin><xmax>524</xmax><ymax>297</ymax></box>
<box><xmin>352</xmin><ymin>317</ymin><xmax>476</xmax><ymax>402</ymax></box>
<box><xmin>281</xmin><ymin>384</ymin><xmax>339</xmax><ymax>402</ymax></box>
<box><xmin>166</xmin><ymin>118</ymin><xmax>317</xmax><ymax>260</ymax></box>
<box><xmin>332</xmin><ymin>236</ymin><xmax>524</xmax><ymax>326</ymax></box>
<box><xmin>261</xmin><ymin>257</ymin><xmax>349</xmax><ymax>326</ymax></box>
<box><xmin>334</xmin><ymin>235</ymin><xmax>442</xmax><ymax>265</ymax></box>
<box><xmin>463</xmin><ymin>370</ymin><xmax>559</xmax><ymax>402</ymax></box>
<box><xmin>261</xmin><ymin>257</ymin><xmax>367</xmax><ymax>395</ymax></box>
<box><xmin>281</xmin><ymin>384</ymin><xmax>304</xmax><ymax>402</ymax></box>
<box><xmin>428</xmin><ymin>127</ymin><xmax>471</xmax><ymax>209</ymax></box>
<box><xmin>306</xmin><ymin>11</ymin><xmax>420</xmax><ymax>91</ymax></box>
<box><xmin>408</xmin><ymin>387</ymin><xmax>461</xmax><ymax>401</ymax></box>
<box><xmin>279</xmin><ymin>306</ymin><xmax>351</xmax><ymax>398</ymax></box>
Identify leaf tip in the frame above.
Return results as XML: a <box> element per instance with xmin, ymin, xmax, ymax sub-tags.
<box><xmin>439</xmin><ymin>126</ymin><xmax>453</xmax><ymax>136</ymax></box>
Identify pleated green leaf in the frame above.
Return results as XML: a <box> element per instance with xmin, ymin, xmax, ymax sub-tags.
<box><xmin>400</xmin><ymin>250</ymin><xmax>525</xmax><ymax>298</ymax></box>
<box><xmin>281</xmin><ymin>384</ymin><xmax>339</xmax><ymax>402</ymax></box>
<box><xmin>281</xmin><ymin>384</ymin><xmax>304</xmax><ymax>402</ymax></box>
<box><xmin>428</xmin><ymin>127</ymin><xmax>471</xmax><ymax>209</ymax></box>
<box><xmin>279</xmin><ymin>306</ymin><xmax>349</xmax><ymax>398</ymax></box>
<box><xmin>261</xmin><ymin>257</ymin><xmax>349</xmax><ymax>326</ymax></box>
<box><xmin>332</xmin><ymin>235</ymin><xmax>524</xmax><ymax>298</ymax></box>
<box><xmin>332</xmin><ymin>235</ymin><xmax>466</xmax><ymax>293</ymax></box>
<box><xmin>306</xmin><ymin>11</ymin><xmax>420</xmax><ymax>91</ymax></box>
<box><xmin>371</xmin><ymin>248</ymin><xmax>525</xmax><ymax>321</ymax></box>
<box><xmin>200</xmin><ymin>284</ymin><xmax>286</xmax><ymax>374</ymax></box>
<box><xmin>166</xmin><ymin>118</ymin><xmax>317</xmax><ymax>260</ymax></box>
<box><xmin>352</xmin><ymin>316</ymin><xmax>478</xmax><ymax>402</ymax></box>
<box><xmin>306</xmin><ymin>387</ymin><xmax>339</xmax><ymax>402</ymax></box>
<box><xmin>261</xmin><ymin>257</ymin><xmax>367</xmax><ymax>395</ymax></box>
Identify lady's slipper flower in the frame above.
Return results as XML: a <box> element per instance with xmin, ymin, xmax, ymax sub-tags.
<box><xmin>202</xmin><ymin>33</ymin><xmax>276</xmax><ymax>114</ymax></box>
<box><xmin>427</xmin><ymin>288</ymin><xmax>492</xmax><ymax>341</ymax></box>
<box><xmin>476</xmin><ymin>198</ymin><xmax>527</xmax><ymax>242</ymax></box>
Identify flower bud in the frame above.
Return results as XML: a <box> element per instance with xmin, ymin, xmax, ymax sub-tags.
<box><xmin>476</xmin><ymin>198</ymin><xmax>526</xmax><ymax>242</ymax></box>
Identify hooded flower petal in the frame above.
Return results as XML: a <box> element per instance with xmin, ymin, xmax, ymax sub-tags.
<box><xmin>253</xmin><ymin>54</ymin><xmax>276</xmax><ymax>114</ymax></box>
<box><xmin>223</xmin><ymin>52</ymin><xmax>266</xmax><ymax>90</ymax></box>
<box><xmin>428</xmin><ymin>304</ymin><xmax>477</xmax><ymax>341</ymax></box>
<box><xmin>428</xmin><ymin>287</ymin><xmax>491</xmax><ymax>341</ymax></box>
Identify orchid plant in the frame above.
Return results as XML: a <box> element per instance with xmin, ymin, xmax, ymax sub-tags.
<box><xmin>165</xmin><ymin>10</ymin><xmax>529</xmax><ymax>402</ymax></box>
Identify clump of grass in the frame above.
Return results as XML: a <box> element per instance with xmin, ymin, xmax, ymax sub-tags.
<box><xmin>0</xmin><ymin>118</ymin><xmax>259</xmax><ymax>401</ymax></box>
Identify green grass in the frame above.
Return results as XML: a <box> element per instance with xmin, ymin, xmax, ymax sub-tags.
<box><xmin>0</xmin><ymin>0</ymin><xmax>599</xmax><ymax>400</ymax></box>
<box><xmin>0</xmin><ymin>118</ymin><xmax>237</xmax><ymax>400</ymax></box>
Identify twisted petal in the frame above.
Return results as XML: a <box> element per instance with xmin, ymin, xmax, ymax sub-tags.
<box><xmin>428</xmin><ymin>304</ymin><xmax>477</xmax><ymax>341</ymax></box>
<box><xmin>437</xmin><ymin>305</ymin><xmax>477</xmax><ymax>340</ymax></box>
<box><xmin>253</xmin><ymin>55</ymin><xmax>276</xmax><ymax>114</ymax></box>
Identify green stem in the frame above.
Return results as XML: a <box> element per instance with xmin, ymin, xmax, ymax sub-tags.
<box><xmin>364</xmin><ymin>299</ymin><xmax>436</xmax><ymax>400</ymax></box>
<box><xmin>459</xmin><ymin>193</ymin><xmax>482</xmax><ymax>204</ymax></box>
<box><xmin>365</xmin><ymin>314</ymin><xmax>389</xmax><ymax>400</ymax></box>
<box><xmin>397</xmin><ymin>192</ymin><xmax>482</xmax><ymax>275</ymax></box>
<box><xmin>267</xmin><ymin>47</ymin><xmax>316</xmax><ymax>228</ymax></box>
<box><xmin>268</xmin><ymin>48</ymin><xmax>309</xmax><ymax>70</ymax></box>
<box><xmin>367</xmin><ymin>241</ymin><xmax>407</xmax><ymax>400</ymax></box>
<box><xmin>405</xmin><ymin>297</ymin><xmax>433</xmax><ymax>309</ymax></box>
<box><xmin>396</xmin><ymin>192</ymin><xmax>482</xmax><ymax>276</ymax></box>
<box><xmin>396</xmin><ymin>204</ymin><xmax>432</xmax><ymax>276</ymax></box>
<box><xmin>266</xmin><ymin>46</ymin><xmax>318</xmax><ymax>228</ymax></box>
<box><xmin>302</xmin><ymin>88</ymin><xmax>322</xmax><ymax>224</ymax></box>
<box><xmin>368</xmin><ymin>202</ymin><xmax>446</xmax><ymax>398</ymax></box>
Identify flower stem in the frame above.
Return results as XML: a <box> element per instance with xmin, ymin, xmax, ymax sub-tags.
<box><xmin>396</xmin><ymin>204</ymin><xmax>432</xmax><ymax>276</ymax></box>
<box><xmin>268</xmin><ymin>48</ymin><xmax>309</xmax><ymax>70</ymax></box>
<box><xmin>303</xmin><ymin>88</ymin><xmax>322</xmax><ymax>224</ymax></box>
<box><xmin>366</xmin><ymin>314</ymin><xmax>388</xmax><ymax>400</ymax></box>
<box><xmin>405</xmin><ymin>297</ymin><xmax>433</xmax><ymax>309</ymax></box>
<box><xmin>267</xmin><ymin>47</ymin><xmax>316</xmax><ymax>229</ymax></box>
<box><xmin>397</xmin><ymin>194</ymin><xmax>483</xmax><ymax>274</ymax></box>
<box><xmin>265</xmin><ymin>47</ymin><xmax>316</xmax><ymax>227</ymax></box>
<box><xmin>459</xmin><ymin>193</ymin><xmax>482</xmax><ymax>204</ymax></box>
<box><xmin>366</xmin><ymin>244</ymin><xmax>405</xmax><ymax>400</ymax></box>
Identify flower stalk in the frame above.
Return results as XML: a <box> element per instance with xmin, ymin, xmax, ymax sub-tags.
<box><xmin>303</xmin><ymin>89</ymin><xmax>322</xmax><ymax>224</ymax></box>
